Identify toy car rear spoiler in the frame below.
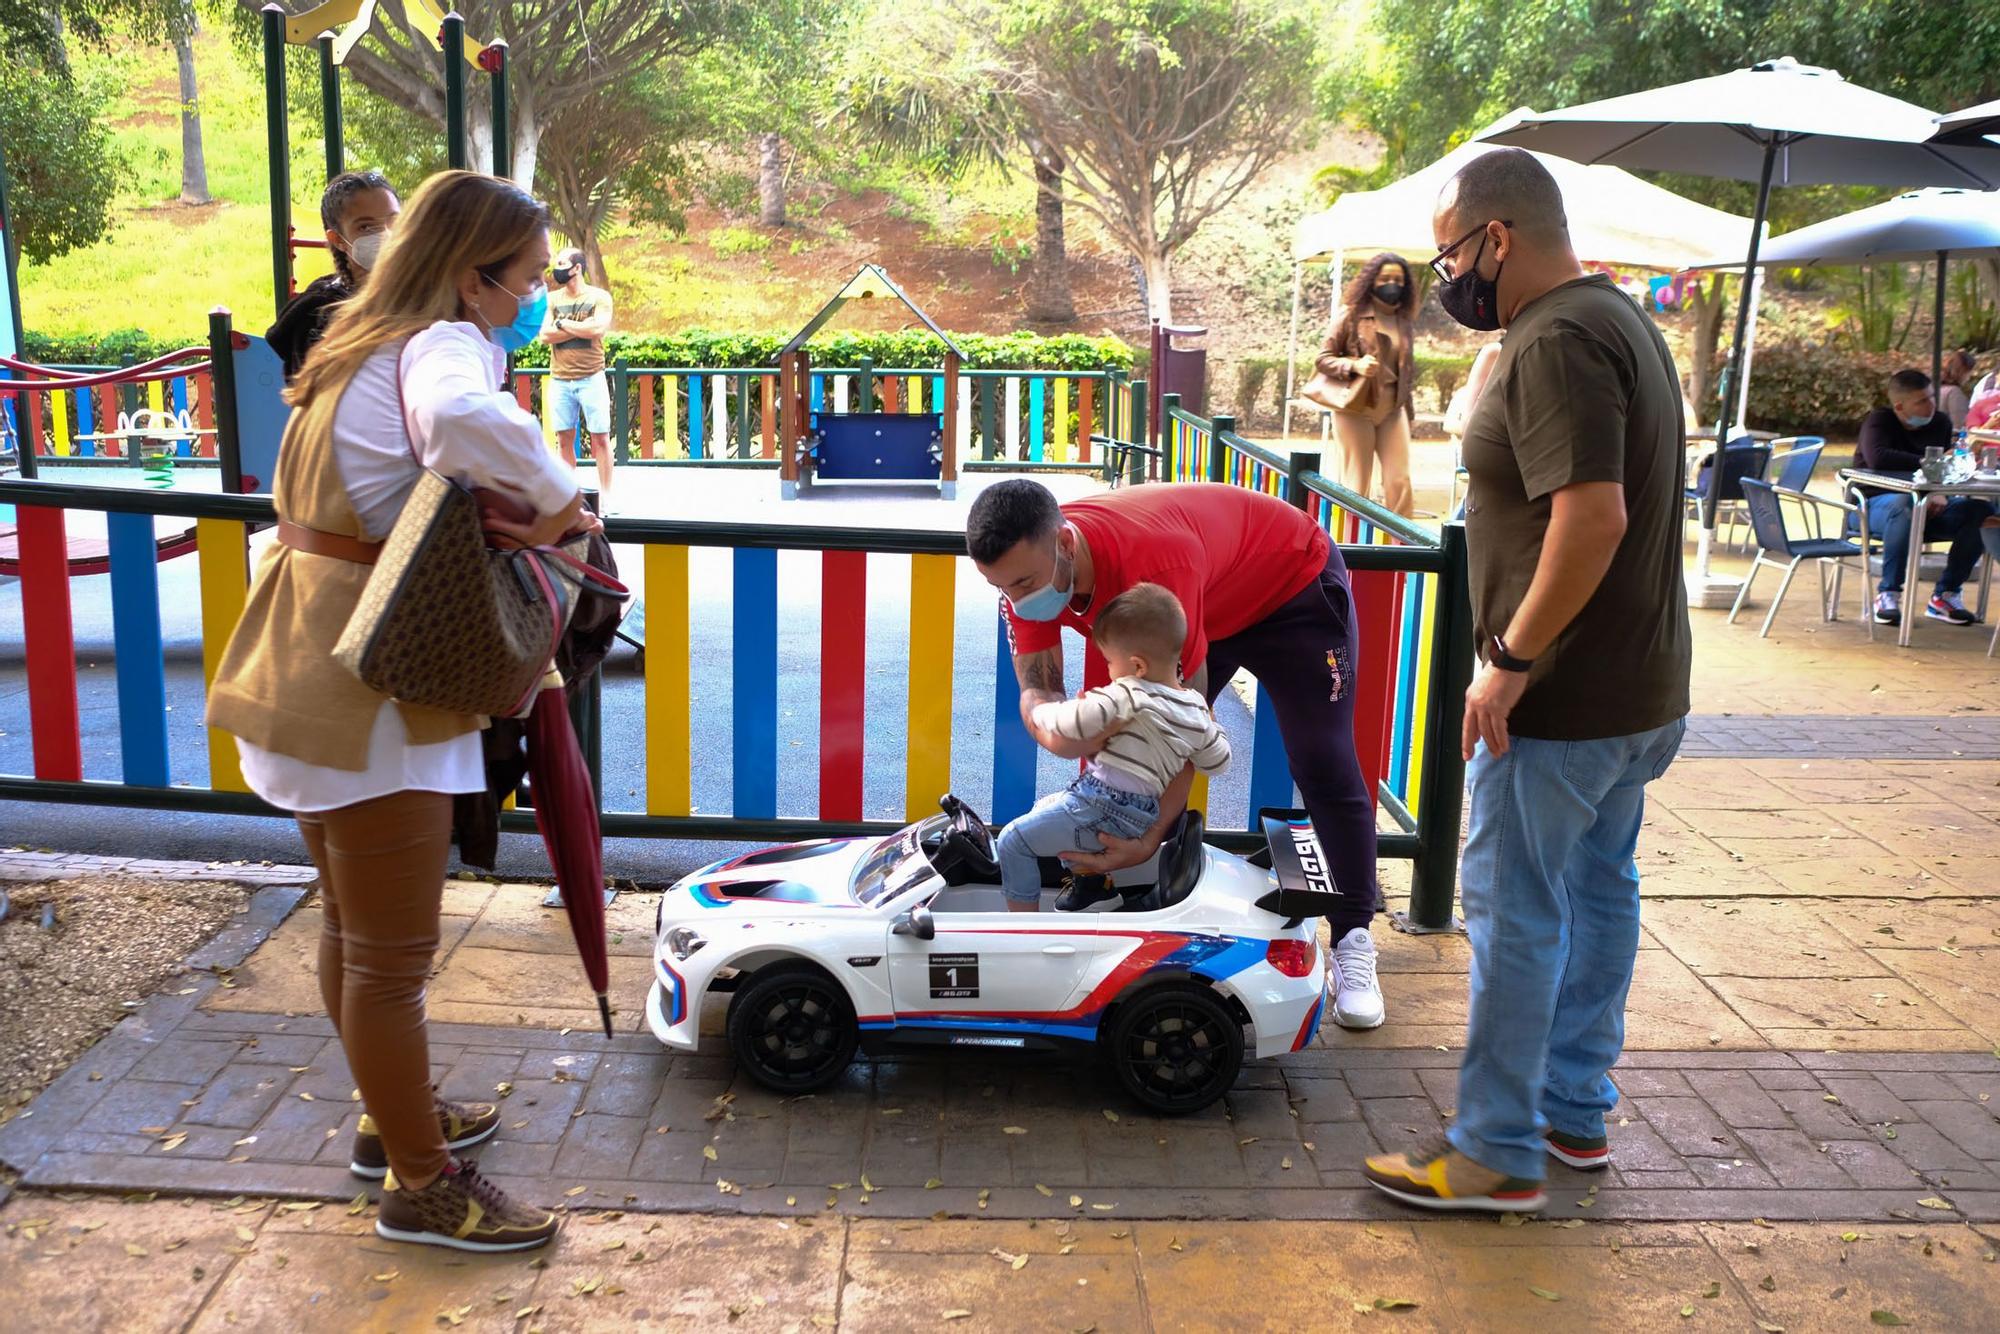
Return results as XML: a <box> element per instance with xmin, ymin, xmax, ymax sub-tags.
<box><xmin>1254</xmin><ymin>808</ymin><xmax>1344</xmax><ymax>925</ymax></box>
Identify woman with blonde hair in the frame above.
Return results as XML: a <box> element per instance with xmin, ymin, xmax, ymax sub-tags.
<box><xmin>1316</xmin><ymin>252</ymin><xmax>1419</xmax><ymax>516</ymax></box>
<box><xmin>208</xmin><ymin>170</ymin><xmax>593</xmax><ymax>1252</ymax></box>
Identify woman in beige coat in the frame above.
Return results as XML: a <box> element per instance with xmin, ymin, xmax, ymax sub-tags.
<box><xmin>1316</xmin><ymin>252</ymin><xmax>1419</xmax><ymax>517</ymax></box>
<box><xmin>207</xmin><ymin>171</ymin><xmax>593</xmax><ymax>1253</ymax></box>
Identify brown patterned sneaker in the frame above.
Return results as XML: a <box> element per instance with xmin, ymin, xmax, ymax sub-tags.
<box><xmin>375</xmin><ymin>1157</ymin><xmax>557</xmax><ymax>1252</ymax></box>
<box><xmin>350</xmin><ymin>1094</ymin><xmax>501</xmax><ymax>1179</ymax></box>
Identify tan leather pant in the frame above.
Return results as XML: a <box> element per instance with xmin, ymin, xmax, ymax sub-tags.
<box><xmin>296</xmin><ymin>790</ymin><xmax>453</xmax><ymax>1186</ymax></box>
<box><xmin>1333</xmin><ymin>399</ymin><xmax>1414</xmax><ymax>518</ymax></box>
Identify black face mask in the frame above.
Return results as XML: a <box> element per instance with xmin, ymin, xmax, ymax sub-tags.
<box><xmin>1372</xmin><ymin>282</ymin><xmax>1406</xmax><ymax>307</ymax></box>
<box><xmin>1437</xmin><ymin>235</ymin><xmax>1502</xmax><ymax>331</ymax></box>
<box><xmin>552</xmin><ymin>265</ymin><xmax>577</xmax><ymax>285</ymax></box>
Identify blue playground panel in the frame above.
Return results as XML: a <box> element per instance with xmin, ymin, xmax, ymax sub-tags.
<box><xmin>812</xmin><ymin>411</ymin><xmax>942</xmax><ymax>481</ymax></box>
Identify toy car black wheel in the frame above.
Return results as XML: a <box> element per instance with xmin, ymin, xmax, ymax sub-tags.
<box><xmin>1106</xmin><ymin>984</ymin><xmax>1243</xmax><ymax>1114</ymax></box>
<box><xmin>727</xmin><ymin>966</ymin><xmax>860</xmax><ymax>1093</ymax></box>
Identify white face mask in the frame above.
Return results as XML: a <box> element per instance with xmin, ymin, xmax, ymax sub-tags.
<box><xmin>345</xmin><ymin>231</ymin><xmax>386</xmax><ymax>272</ymax></box>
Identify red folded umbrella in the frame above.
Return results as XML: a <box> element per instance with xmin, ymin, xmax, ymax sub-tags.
<box><xmin>526</xmin><ymin>686</ymin><xmax>615</xmax><ymax>1038</ymax></box>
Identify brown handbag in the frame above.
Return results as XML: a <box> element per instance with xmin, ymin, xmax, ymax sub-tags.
<box><xmin>333</xmin><ymin>353</ymin><xmax>627</xmax><ymax>718</ymax></box>
<box><xmin>334</xmin><ymin>471</ymin><xmax>624</xmax><ymax>717</ymax></box>
<box><xmin>1301</xmin><ymin>323</ymin><xmax>1383</xmax><ymax>414</ymax></box>
<box><xmin>1300</xmin><ymin>366</ymin><xmax>1375</xmax><ymax>414</ymax></box>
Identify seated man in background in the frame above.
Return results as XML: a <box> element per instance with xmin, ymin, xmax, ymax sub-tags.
<box><xmin>1856</xmin><ymin>368</ymin><xmax>1993</xmax><ymax>627</ymax></box>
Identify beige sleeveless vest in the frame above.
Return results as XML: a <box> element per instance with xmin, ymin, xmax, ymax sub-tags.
<box><xmin>205</xmin><ymin>354</ymin><xmax>482</xmax><ymax>770</ymax></box>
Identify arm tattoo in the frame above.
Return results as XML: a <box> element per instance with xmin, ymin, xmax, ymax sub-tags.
<box><xmin>1016</xmin><ymin>648</ymin><xmax>1064</xmax><ymax>695</ymax></box>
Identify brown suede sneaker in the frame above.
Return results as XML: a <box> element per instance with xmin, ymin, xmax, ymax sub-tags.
<box><xmin>375</xmin><ymin>1157</ymin><xmax>558</xmax><ymax>1252</ymax></box>
<box><xmin>350</xmin><ymin>1094</ymin><xmax>501</xmax><ymax>1179</ymax></box>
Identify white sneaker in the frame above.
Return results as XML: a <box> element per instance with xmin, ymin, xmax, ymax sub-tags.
<box><xmin>1330</xmin><ymin>927</ymin><xmax>1385</xmax><ymax>1030</ymax></box>
<box><xmin>1873</xmin><ymin>591</ymin><xmax>1901</xmax><ymax>626</ymax></box>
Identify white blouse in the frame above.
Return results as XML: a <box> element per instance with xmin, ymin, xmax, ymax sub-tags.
<box><xmin>237</xmin><ymin>320</ymin><xmax>581</xmax><ymax>813</ymax></box>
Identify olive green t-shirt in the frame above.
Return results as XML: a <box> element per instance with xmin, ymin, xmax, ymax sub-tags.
<box><xmin>1459</xmin><ymin>274</ymin><xmax>1691</xmax><ymax>740</ymax></box>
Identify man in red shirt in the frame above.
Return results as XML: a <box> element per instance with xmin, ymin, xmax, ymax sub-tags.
<box><xmin>966</xmin><ymin>479</ymin><xmax>1385</xmax><ymax>1028</ymax></box>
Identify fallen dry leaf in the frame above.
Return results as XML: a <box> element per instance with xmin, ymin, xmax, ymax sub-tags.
<box><xmin>1528</xmin><ymin>1287</ymin><xmax>1560</xmax><ymax>1302</ymax></box>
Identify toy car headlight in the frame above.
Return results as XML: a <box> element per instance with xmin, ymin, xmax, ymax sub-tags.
<box><xmin>666</xmin><ymin>926</ymin><xmax>707</xmax><ymax>961</ymax></box>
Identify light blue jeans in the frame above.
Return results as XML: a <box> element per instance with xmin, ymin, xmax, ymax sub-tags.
<box><xmin>1447</xmin><ymin>718</ymin><xmax>1686</xmax><ymax>1181</ymax></box>
<box><xmin>995</xmin><ymin>773</ymin><xmax>1158</xmax><ymax>904</ymax></box>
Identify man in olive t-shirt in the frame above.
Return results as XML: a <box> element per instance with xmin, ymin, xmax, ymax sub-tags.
<box><xmin>1363</xmin><ymin>148</ymin><xmax>1691</xmax><ymax>1215</ymax></box>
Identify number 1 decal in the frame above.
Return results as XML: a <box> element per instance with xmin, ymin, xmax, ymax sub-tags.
<box><xmin>928</xmin><ymin>952</ymin><xmax>980</xmax><ymax>1000</ymax></box>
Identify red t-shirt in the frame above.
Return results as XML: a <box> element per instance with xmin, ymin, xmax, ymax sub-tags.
<box><xmin>1003</xmin><ymin>484</ymin><xmax>1332</xmax><ymax>679</ymax></box>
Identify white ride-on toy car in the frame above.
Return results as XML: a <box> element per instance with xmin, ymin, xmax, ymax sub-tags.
<box><xmin>646</xmin><ymin>795</ymin><xmax>1339</xmax><ymax>1114</ymax></box>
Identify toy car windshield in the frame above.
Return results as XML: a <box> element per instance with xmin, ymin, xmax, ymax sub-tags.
<box><xmin>851</xmin><ymin>815</ymin><xmax>949</xmax><ymax>905</ymax></box>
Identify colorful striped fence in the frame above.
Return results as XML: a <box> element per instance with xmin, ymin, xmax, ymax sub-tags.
<box><xmin>0</xmin><ymin>466</ymin><xmax>1467</xmax><ymax>924</ymax></box>
<box><xmin>1155</xmin><ymin>396</ymin><xmax>1473</xmax><ymax>926</ymax></box>
<box><xmin>1</xmin><ymin>364</ymin><xmax>218</xmax><ymax>464</ymax></box>
<box><xmin>506</xmin><ymin>365</ymin><xmax>1115</xmax><ymax>471</ymax></box>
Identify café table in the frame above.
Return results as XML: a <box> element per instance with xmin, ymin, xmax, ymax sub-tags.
<box><xmin>1839</xmin><ymin>467</ymin><xmax>2000</xmax><ymax>647</ymax></box>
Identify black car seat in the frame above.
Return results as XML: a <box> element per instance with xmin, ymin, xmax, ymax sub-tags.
<box><xmin>1116</xmin><ymin>810</ymin><xmax>1205</xmax><ymax>912</ymax></box>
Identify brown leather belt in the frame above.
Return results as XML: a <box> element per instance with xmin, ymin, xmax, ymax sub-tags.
<box><xmin>278</xmin><ymin>520</ymin><xmax>383</xmax><ymax>565</ymax></box>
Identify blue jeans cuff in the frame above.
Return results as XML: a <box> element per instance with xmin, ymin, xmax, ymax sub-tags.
<box><xmin>1446</xmin><ymin>1124</ymin><xmax>1545</xmax><ymax>1184</ymax></box>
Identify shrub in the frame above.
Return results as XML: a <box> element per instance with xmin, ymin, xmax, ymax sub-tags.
<box><xmin>708</xmin><ymin>227</ymin><xmax>774</xmax><ymax>256</ymax></box>
<box><xmin>1743</xmin><ymin>337</ymin><xmax>1904</xmax><ymax>437</ymax></box>
<box><xmin>1414</xmin><ymin>350</ymin><xmax>1476</xmax><ymax>413</ymax></box>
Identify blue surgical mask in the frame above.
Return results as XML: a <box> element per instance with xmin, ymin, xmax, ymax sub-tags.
<box><xmin>1904</xmin><ymin>412</ymin><xmax>1934</xmax><ymax>429</ymax></box>
<box><xmin>479</xmin><ymin>272</ymin><xmax>548</xmax><ymax>353</ymax></box>
<box><xmin>1008</xmin><ymin>541</ymin><xmax>1073</xmax><ymax>621</ymax></box>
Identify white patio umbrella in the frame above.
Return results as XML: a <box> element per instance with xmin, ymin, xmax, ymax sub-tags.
<box><xmin>1478</xmin><ymin>57</ymin><xmax>2000</xmax><ymax>605</ymax></box>
<box><xmin>1690</xmin><ymin>189</ymin><xmax>2000</xmax><ymax>388</ymax></box>
<box><xmin>1932</xmin><ymin>97</ymin><xmax>2000</xmax><ymax>148</ymax></box>
<box><xmin>1283</xmin><ymin>109</ymin><xmax>1758</xmax><ymax>428</ymax></box>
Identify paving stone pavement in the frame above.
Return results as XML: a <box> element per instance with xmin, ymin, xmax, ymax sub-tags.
<box><xmin>1680</xmin><ymin>714</ymin><xmax>2000</xmax><ymax>759</ymax></box>
<box><xmin>6</xmin><ymin>998</ymin><xmax>1998</xmax><ymax>1225</ymax></box>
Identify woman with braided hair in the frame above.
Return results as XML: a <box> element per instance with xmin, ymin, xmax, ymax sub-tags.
<box><xmin>267</xmin><ymin>170</ymin><xmax>400</xmax><ymax>380</ymax></box>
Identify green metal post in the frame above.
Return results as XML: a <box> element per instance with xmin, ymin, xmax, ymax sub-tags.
<box><xmin>1127</xmin><ymin>379</ymin><xmax>1148</xmax><ymax>484</ymax></box>
<box><xmin>1160</xmin><ymin>392</ymin><xmax>1180</xmax><ymax>478</ymax></box>
<box><xmin>486</xmin><ymin>39</ymin><xmax>510</xmax><ymax>179</ymax></box>
<box><xmin>611</xmin><ymin>358</ymin><xmax>630</xmax><ymax>464</ymax></box>
<box><xmin>261</xmin><ymin>4</ymin><xmax>291</xmax><ymax>320</ymax></box>
<box><xmin>209</xmin><ymin>308</ymin><xmax>243</xmax><ymax>494</ymax></box>
<box><xmin>1405</xmin><ymin>521</ymin><xmax>1473</xmax><ymax>931</ymax></box>
<box><xmin>442</xmin><ymin>11</ymin><xmax>468</xmax><ymax>170</ymax></box>
<box><xmin>317</xmin><ymin>33</ymin><xmax>343</xmax><ymax>179</ymax></box>
<box><xmin>1207</xmin><ymin>413</ymin><xmax>1233</xmax><ymax>483</ymax></box>
<box><xmin>1285</xmin><ymin>449</ymin><xmax>1320</xmax><ymax>510</ymax></box>
<box><xmin>856</xmin><ymin>356</ymin><xmax>874</xmax><ymax>414</ymax></box>
<box><xmin>0</xmin><ymin>130</ymin><xmax>34</xmax><ymax>479</ymax></box>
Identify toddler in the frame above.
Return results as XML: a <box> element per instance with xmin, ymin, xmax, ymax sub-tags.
<box><xmin>997</xmin><ymin>583</ymin><xmax>1231</xmax><ymax>912</ymax></box>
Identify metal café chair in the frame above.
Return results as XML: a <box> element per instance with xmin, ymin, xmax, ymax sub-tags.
<box><xmin>1688</xmin><ymin>437</ymin><xmax>1771</xmax><ymax>551</ymax></box>
<box><xmin>1767</xmin><ymin>437</ymin><xmax>1826</xmax><ymax>532</ymax></box>
<box><xmin>1729</xmin><ymin>478</ymin><xmax>1864</xmax><ymax>637</ymax></box>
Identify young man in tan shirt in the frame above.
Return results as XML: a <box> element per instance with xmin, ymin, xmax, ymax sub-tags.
<box><xmin>542</xmin><ymin>247</ymin><xmax>616</xmax><ymax>501</ymax></box>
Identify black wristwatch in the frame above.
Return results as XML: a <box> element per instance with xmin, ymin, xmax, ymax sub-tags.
<box><xmin>1489</xmin><ymin>635</ymin><xmax>1534</xmax><ymax>673</ymax></box>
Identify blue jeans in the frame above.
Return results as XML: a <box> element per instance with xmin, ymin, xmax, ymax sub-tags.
<box><xmin>1865</xmin><ymin>492</ymin><xmax>1995</xmax><ymax>595</ymax></box>
<box><xmin>995</xmin><ymin>774</ymin><xmax>1159</xmax><ymax>904</ymax></box>
<box><xmin>1447</xmin><ymin>718</ymin><xmax>1686</xmax><ymax>1181</ymax></box>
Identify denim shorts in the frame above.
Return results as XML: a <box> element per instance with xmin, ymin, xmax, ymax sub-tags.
<box><xmin>552</xmin><ymin>372</ymin><xmax>610</xmax><ymax>434</ymax></box>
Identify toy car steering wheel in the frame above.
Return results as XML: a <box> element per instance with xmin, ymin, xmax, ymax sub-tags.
<box><xmin>938</xmin><ymin>794</ymin><xmax>999</xmax><ymax>879</ymax></box>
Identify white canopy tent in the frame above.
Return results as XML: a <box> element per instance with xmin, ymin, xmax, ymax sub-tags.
<box><xmin>1283</xmin><ymin>109</ymin><xmax>1763</xmax><ymax>431</ymax></box>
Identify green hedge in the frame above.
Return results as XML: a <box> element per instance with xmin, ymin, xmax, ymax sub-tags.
<box><xmin>1743</xmin><ymin>337</ymin><xmax>1903</xmax><ymax>437</ymax></box>
<box><xmin>24</xmin><ymin>326</ymin><xmax>1135</xmax><ymax>373</ymax></box>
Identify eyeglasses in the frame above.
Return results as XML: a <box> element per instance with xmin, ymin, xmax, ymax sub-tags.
<box><xmin>1429</xmin><ymin>220</ymin><xmax>1511</xmax><ymax>283</ymax></box>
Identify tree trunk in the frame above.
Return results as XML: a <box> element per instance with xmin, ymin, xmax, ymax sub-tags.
<box><xmin>1687</xmin><ymin>273</ymin><xmax>1729</xmax><ymax>429</ymax></box>
<box><xmin>173</xmin><ymin>12</ymin><xmax>210</xmax><ymax>206</ymax></box>
<box><xmin>511</xmin><ymin>103</ymin><xmax>542</xmax><ymax>192</ymax></box>
<box><xmin>1024</xmin><ymin>151</ymin><xmax>1075</xmax><ymax>324</ymax></box>
<box><xmin>758</xmin><ymin>132</ymin><xmax>786</xmax><ymax>227</ymax></box>
<box><xmin>1139</xmin><ymin>249</ymin><xmax>1174</xmax><ymax>324</ymax></box>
